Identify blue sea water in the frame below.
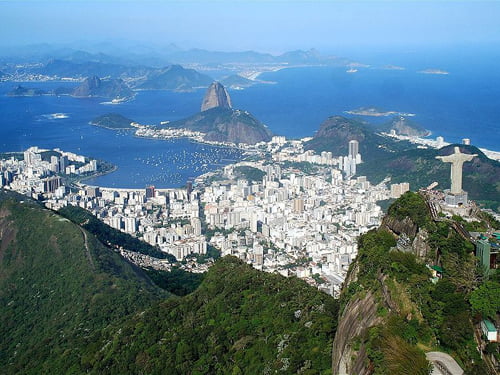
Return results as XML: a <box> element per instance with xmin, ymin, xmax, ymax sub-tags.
<box><xmin>0</xmin><ymin>83</ymin><xmax>243</xmax><ymax>188</ymax></box>
<box><xmin>232</xmin><ymin>55</ymin><xmax>500</xmax><ymax>149</ymax></box>
<box><xmin>1</xmin><ymin>50</ymin><xmax>499</xmax><ymax>188</ymax></box>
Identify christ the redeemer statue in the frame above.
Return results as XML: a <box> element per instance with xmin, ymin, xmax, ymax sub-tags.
<box><xmin>436</xmin><ymin>146</ymin><xmax>476</xmax><ymax>195</ymax></box>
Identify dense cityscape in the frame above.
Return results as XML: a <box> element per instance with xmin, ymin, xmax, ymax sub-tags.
<box><xmin>1</xmin><ymin>135</ymin><xmax>414</xmax><ymax>297</ymax></box>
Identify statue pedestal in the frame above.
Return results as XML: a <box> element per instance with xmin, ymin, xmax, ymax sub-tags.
<box><xmin>444</xmin><ymin>190</ymin><xmax>468</xmax><ymax>206</ymax></box>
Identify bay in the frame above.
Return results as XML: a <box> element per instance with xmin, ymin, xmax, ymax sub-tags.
<box><xmin>1</xmin><ymin>50</ymin><xmax>499</xmax><ymax>188</ymax></box>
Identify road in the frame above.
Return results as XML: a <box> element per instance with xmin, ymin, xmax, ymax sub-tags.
<box><xmin>426</xmin><ymin>352</ymin><xmax>464</xmax><ymax>375</ymax></box>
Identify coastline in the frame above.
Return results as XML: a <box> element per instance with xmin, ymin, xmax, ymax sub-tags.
<box><xmin>74</xmin><ymin>164</ymin><xmax>118</xmax><ymax>184</ymax></box>
<box><xmin>384</xmin><ymin>133</ymin><xmax>500</xmax><ymax>161</ymax></box>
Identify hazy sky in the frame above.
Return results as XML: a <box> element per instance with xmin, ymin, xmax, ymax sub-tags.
<box><xmin>1</xmin><ymin>1</ymin><xmax>500</xmax><ymax>53</ymax></box>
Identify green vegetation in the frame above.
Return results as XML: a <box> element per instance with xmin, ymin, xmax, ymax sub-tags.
<box><xmin>387</xmin><ymin>191</ymin><xmax>430</xmax><ymax>227</ymax></box>
<box><xmin>145</xmin><ymin>267</ymin><xmax>204</xmax><ymax>296</ymax></box>
<box><xmin>341</xmin><ymin>193</ymin><xmax>491</xmax><ymax>374</ymax></box>
<box><xmin>233</xmin><ymin>165</ymin><xmax>266</xmax><ymax>182</ymax></box>
<box><xmin>305</xmin><ymin>115</ymin><xmax>413</xmax><ymax>159</ymax></box>
<box><xmin>58</xmin><ymin>205</ymin><xmax>176</xmax><ymax>261</ymax></box>
<box><xmin>170</xmin><ymin>107</ymin><xmax>272</xmax><ymax>144</ymax></box>
<box><xmin>90</xmin><ymin>113</ymin><xmax>135</xmax><ymax>129</ymax></box>
<box><xmin>0</xmin><ymin>191</ymin><xmax>167</xmax><ymax>374</ymax></box>
<box><xmin>470</xmin><ymin>281</ymin><xmax>500</xmax><ymax>320</ymax></box>
<box><xmin>84</xmin><ymin>256</ymin><xmax>339</xmax><ymax>374</ymax></box>
<box><xmin>281</xmin><ymin>160</ymin><xmax>319</xmax><ymax>174</ymax></box>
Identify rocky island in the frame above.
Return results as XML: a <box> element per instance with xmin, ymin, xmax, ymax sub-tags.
<box><xmin>345</xmin><ymin>107</ymin><xmax>416</xmax><ymax>117</ymax></box>
<box><xmin>7</xmin><ymin>85</ymin><xmax>47</xmax><ymax>97</ymax></box>
<box><xmin>418</xmin><ymin>69</ymin><xmax>449</xmax><ymax>75</ymax></box>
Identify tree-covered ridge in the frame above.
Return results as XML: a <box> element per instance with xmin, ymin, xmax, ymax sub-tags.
<box><xmin>0</xmin><ymin>192</ymin><xmax>168</xmax><ymax>374</ymax></box>
<box><xmin>338</xmin><ymin>191</ymin><xmax>492</xmax><ymax>375</ymax></box>
<box><xmin>386</xmin><ymin>190</ymin><xmax>429</xmax><ymax>227</ymax></box>
<box><xmin>84</xmin><ymin>256</ymin><xmax>339</xmax><ymax>375</ymax></box>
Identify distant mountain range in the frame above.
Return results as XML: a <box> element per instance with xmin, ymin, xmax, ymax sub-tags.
<box><xmin>39</xmin><ymin>59</ymin><xmax>152</xmax><ymax>79</ymax></box>
<box><xmin>0</xmin><ymin>43</ymin><xmax>344</xmax><ymax>65</ymax></box>
<box><xmin>0</xmin><ymin>44</ymin><xmax>352</xmax><ymax>81</ymax></box>
<box><xmin>136</xmin><ymin>64</ymin><xmax>213</xmax><ymax>91</ymax></box>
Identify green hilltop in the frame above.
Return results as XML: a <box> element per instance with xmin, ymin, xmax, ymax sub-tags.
<box><xmin>170</xmin><ymin>106</ymin><xmax>272</xmax><ymax>144</ymax></box>
<box><xmin>84</xmin><ymin>256</ymin><xmax>339</xmax><ymax>374</ymax></box>
<box><xmin>332</xmin><ymin>191</ymin><xmax>498</xmax><ymax>375</ymax></box>
<box><xmin>0</xmin><ymin>191</ymin><xmax>167</xmax><ymax>374</ymax></box>
<box><xmin>90</xmin><ymin>113</ymin><xmax>136</xmax><ymax>129</ymax></box>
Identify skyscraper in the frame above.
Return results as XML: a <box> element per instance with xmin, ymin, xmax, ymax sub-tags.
<box><xmin>348</xmin><ymin>140</ymin><xmax>359</xmax><ymax>159</ymax></box>
<box><xmin>145</xmin><ymin>185</ymin><xmax>155</xmax><ymax>199</ymax></box>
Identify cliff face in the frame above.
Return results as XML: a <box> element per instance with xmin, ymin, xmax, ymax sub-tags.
<box><xmin>382</xmin><ymin>215</ymin><xmax>418</xmax><ymax>239</ymax></box>
<box><xmin>333</xmin><ymin>291</ymin><xmax>382</xmax><ymax>375</ymax></box>
<box><xmin>332</xmin><ymin>192</ymin><xmax>485</xmax><ymax>375</ymax></box>
<box><xmin>201</xmin><ymin>82</ymin><xmax>232</xmax><ymax>111</ymax></box>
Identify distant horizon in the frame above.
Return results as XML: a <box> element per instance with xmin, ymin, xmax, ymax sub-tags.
<box><xmin>1</xmin><ymin>1</ymin><xmax>500</xmax><ymax>54</ymax></box>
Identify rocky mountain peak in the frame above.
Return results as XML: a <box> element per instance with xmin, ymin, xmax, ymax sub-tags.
<box><xmin>201</xmin><ymin>82</ymin><xmax>232</xmax><ymax>112</ymax></box>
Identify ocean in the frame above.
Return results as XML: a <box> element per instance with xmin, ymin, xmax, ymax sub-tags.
<box><xmin>1</xmin><ymin>52</ymin><xmax>499</xmax><ymax>188</ymax></box>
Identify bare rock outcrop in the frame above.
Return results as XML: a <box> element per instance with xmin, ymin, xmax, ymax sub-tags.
<box><xmin>412</xmin><ymin>228</ymin><xmax>431</xmax><ymax>259</ymax></box>
<box><xmin>382</xmin><ymin>215</ymin><xmax>418</xmax><ymax>239</ymax></box>
<box><xmin>332</xmin><ymin>291</ymin><xmax>382</xmax><ymax>375</ymax></box>
<box><xmin>201</xmin><ymin>82</ymin><xmax>232</xmax><ymax>112</ymax></box>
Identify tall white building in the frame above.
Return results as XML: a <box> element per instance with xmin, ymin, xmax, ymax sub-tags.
<box><xmin>124</xmin><ymin>217</ymin><xmax>137</xmax><ymax>233</ymax></box>
<box><xmin>348</xmin><ymin>140</ymin><xmax>359</xmax><ymax>159</ymax></box>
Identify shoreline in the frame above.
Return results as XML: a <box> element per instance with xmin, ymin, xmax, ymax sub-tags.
<box><xmin>73</xmin><ymin>164</ymin><xmax>119</xmax><ymax>185</ymax></box>
<box><xmin>384</xmin><ymin>133</ymin><xmax>500</xmax><ymax>161</ymax></box>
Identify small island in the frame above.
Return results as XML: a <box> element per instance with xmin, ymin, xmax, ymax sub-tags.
<box><xmin>7</xmin><ymin>85</ymin><xmax>47</xmax><ymax>97</ymax></box>
<box><xmin>90</xmin><ymin>113</ymin><xmax>136</xmax><ymax>129</ymax></box>
<box><xmin>418</xmin><ymin>69</ymin><xmax>449</xmax><ymax>75</ymax></box>
<box><xmin>345</xmin><ymin>107</ymin><xmax>416</xmax><ymax>117</ymax></box>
